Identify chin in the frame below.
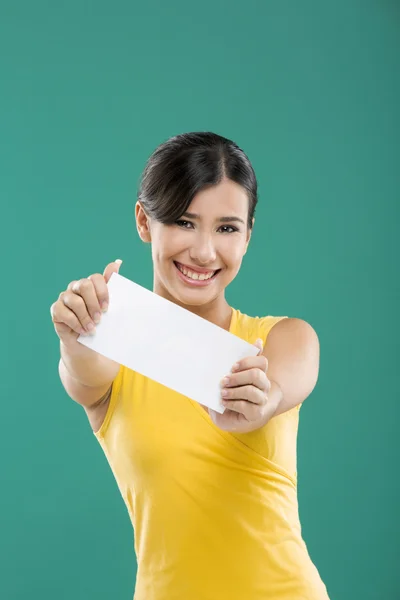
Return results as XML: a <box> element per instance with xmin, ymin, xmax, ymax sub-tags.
<box><xmin>172</xmin><ymin>286</ymin><xmax>219</xmax><ymax>307</ymax></box>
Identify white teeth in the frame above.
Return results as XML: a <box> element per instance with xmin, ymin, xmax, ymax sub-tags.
<box><xmin>177</xmin><ymin>264</ymin><xmax>215</xmax><ymax>281</ymax></box>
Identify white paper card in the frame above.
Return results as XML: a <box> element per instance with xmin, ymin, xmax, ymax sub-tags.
<box><xmin>77</xmin><ymin>273</ymin><xmax>259</xmax><ymax>413</ymax></box>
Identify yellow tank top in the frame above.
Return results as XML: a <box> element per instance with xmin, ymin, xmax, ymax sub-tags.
<box><xmin>95</xmin><ymin>308</ymin><xmax>329</xmax><ymax>600</ymax></box>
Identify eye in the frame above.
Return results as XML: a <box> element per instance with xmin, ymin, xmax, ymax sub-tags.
<box><xmin>175</xmin><ymin>219</ymin><xmax>194</xmax><ymax>229</ymax></box>
<box><xmin>218</xmin><ymin>225</ymin><xmax>239</xmax><ymax>234</ymax></box>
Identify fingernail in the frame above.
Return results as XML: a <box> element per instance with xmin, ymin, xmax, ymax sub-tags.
<box><xmin>94</xmin><ymin>312</ymin><xmax>101</xmax><ymax>324</ymax></box>
<box><xmin>221</xmin><ymin>389</ymin><xmax>228</xmax><ymax>397</ymax></box>
<box><xmin>86</xmin><ymin>322</ymin><xmax>95</xmax><ymax>332</ymax></box>
<box><xmin>102</xmin><ymin>301</ymin><xmax>108</xmax><ymax>312</ymax></box>
<box><xmin>115</xmin><ymin>259</ymin><xmax>123</xmax><ymax>265</ymax></box>
<box><xmin>231</xmin><ymin>363</ymin><xmax>240</xmax><ymax>372</ymax></box>
<box><xmin>222</xmin><ymin>376</ymin><xmax>230</xmax><ymax>387</ymax></box>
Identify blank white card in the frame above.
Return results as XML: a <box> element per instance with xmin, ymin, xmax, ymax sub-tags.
<box><xmin>77</xmin><ymin>273</ymin><xmax>259</xmax><ymax>414</ymax></box>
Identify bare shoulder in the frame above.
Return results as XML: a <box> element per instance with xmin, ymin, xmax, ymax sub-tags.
<box><xmin>267</xmin><ymin>317</ymin><xmax>319</xmax><ymax>342</ymax></box>
<box><xmin>264</xmin><ymin>317</ymin><xmax>320</xmax><ymax>366</ymax></box>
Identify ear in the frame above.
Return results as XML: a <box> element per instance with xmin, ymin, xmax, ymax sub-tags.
<box><xmin>135</xmin><ymin>201</ymin><xmax>152</xmax><ymax>243</ymax></box>
<box><xmin>243</xmin><ymin>217</ymin><xmax>254</xmax><ymax>254</ymax></box>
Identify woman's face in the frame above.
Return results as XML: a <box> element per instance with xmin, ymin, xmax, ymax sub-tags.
<box><xmin>136</xmin><ymin>179</ymin><xmax>252</xmax><ymax>307</ymax></box>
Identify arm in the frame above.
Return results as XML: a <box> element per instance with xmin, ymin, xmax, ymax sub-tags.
<box><xmin>51</xmin><ymin>260</ymin><xmax>123</xmax><ymax>409</ymax></box>
<box><xmin>59</xmin><ymin>341</ymin><xmax>120</xmax><ymax>408</ymax></box>
<box><xmin>263</xmin><ymin>317</ymin><xmax>320</xmax><ymax>417</ymax></box>
<box><xmin>212</xmin><ymin>318</ymin><xmax>320</xmax><ymax>432</ymax></box>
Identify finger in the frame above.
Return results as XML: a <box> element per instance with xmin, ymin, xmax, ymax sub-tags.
<box><xmin>51</xmin><ymin>302</ymin><xmax>86</xmax><ymax>336</ymax></box>
<box><xmin>88</xmin><ymin>273</ymin><xmax>110</xmax><ymax>312</ymax></box>
<box><xmin>70</xmin><ymin>278</ymin><xmax>101</xmax><ymax>324</ymax></box>
<box><xmin>222</xmin><ymin>384</ymin><xmax>265</xmax><ymax>405</ymax></box>
<box><xmin>103</xmin><ymin>259</ymin><xmax>123</xmax><ymax>283</ymax></box>
<box><xmin>232</xmin><ymin>355</ymin><xmax>268</xmax><ymax>374</ymax></box>
<box><xmin>223</xmin><ymin>369</ymin><xmax>270</xmax><ymax>392</ymax></box>
<box><xmin>254</xmin><ymin>338</ymin><xmax>264</xmax><ymax>354</ymax></box>
<box><xmin>222</xmin><ymin>399</ymin><xmax>261</xmax><ymax>421</ymax></box>
<box><xmin>61</xmin><ymin>290</ymin><xmax>95</xmax><ymax>332</ymax></box>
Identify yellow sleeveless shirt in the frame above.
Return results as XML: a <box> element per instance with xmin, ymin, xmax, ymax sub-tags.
<box><xmin>95</xmin><ymin>308</ymin><xmax>329</xmax><ymax>600</ymax></box>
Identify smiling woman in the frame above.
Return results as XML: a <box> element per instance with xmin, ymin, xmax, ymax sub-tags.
<box><xmin>136</xmin><ymin>175</ymin><xmax>253</xmax><ymax>320</ymax></box>
<box><xmin>135</xmin><ymin>133</ymin><xmax>257</xmax><ymax>323</ymax></box>
<box><xmin>53</xmin><ymin>131</ymin><xmax>330</xmax><ymax>600</ymax></box>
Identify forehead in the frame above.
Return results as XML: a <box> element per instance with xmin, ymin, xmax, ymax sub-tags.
<box><xmin>188</xmin><ymin>180</ymin><xmax>248</xmax><ymax>217</ymax></box>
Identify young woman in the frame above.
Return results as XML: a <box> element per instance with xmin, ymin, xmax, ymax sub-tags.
<box><xmin>51</xmin><ymin>132</ymin><xmax>330</xmax><ymax>599</ymax></box>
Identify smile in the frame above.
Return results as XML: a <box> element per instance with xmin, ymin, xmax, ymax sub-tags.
<box><xmin>174</xmin><ymin>261</ymin><xmax>221</xmax><ymax>286</ymax></box>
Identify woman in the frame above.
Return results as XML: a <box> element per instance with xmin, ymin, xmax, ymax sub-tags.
<box><xmin>51</xmin><ymin>132</ymin><xmax>330</xmax><ymax>599</ymax></box>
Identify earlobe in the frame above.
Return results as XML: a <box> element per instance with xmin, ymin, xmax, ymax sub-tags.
<box><xmin>135</xmin><ymin>201</ymin><xmax>152</xmax><ymax>243</ymax></box>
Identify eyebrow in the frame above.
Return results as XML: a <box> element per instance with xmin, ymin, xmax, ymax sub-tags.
<box><xmin>182</xmin><ymin>212</ymin><xmax>245</xmax><ymax>225</ymax></box>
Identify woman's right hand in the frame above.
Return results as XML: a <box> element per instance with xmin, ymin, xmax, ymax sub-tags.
<box><xmin>50</xmin><ymin>259</ymin><xmax>123</xmax><ymax>347</ymax></box>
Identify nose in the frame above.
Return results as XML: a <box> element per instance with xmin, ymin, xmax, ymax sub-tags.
<box><xmin>189</xmin><ymin>232</ymin><xmax>217</xmax><ymax>266</ymax></box>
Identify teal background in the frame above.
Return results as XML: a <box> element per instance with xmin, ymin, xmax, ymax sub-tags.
<box><xmin>1</xmin><ymin>1</ymin><xmax>398</xmax><ymax>598</ymax></box>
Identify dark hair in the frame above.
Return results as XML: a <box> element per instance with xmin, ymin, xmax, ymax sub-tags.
<box><xmin>138</xmin><ymin>132</ymin><xmax>258</xmax><ymax>229</ymax></box>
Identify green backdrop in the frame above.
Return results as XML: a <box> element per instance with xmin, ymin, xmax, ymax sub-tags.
<box><xmin>1</xmin><ymin>1</ymin><xmax>398</xmax><ymax>598</ymax></box>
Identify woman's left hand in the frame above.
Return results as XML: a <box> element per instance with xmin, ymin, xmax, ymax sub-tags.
<box><xmin>208</xmin><ymin>339</ymin><xmax>281</xmax><ymax>433</ymax></box>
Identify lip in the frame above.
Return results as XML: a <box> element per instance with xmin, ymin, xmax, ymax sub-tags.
<box><xmin>174</xmin><ymin>261</ymin><xmax>220</xmax><ymax>287</ymax></box>
<box><xmin>174</xmin><ymin>261</ymin><xmax>219</xmax><ymax>275</ymax></box>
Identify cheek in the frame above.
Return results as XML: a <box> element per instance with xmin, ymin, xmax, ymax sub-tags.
<box><xmin>154</xmin><ymin>230</ymin><xmax>185</xmax><ymax>262</ymax></box>
<box><xmin>221</xmin><ymin>237</ymin><xmax>247</xmax><ymax>266</ymax></box>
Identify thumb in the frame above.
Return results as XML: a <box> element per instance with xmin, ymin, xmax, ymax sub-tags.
<box><xmin>254</xmin><ymin>338</ymin><xmax>264</xmax><ymax>355</ymax></box>
<box><xmin>103</xmin><ymin>259</ymin><xmax>123</xmax><ymax>283</ymax></box>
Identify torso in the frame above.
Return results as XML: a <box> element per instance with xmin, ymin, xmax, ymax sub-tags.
<box><xmin>90</xmin><ymin>309</ymin><xmax>329</xmax><ymax>599</ymax></box>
